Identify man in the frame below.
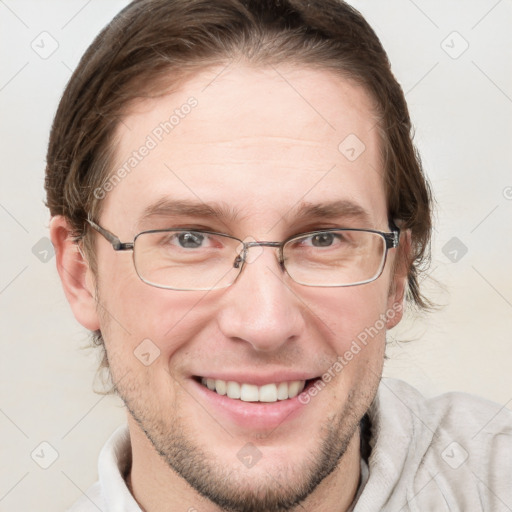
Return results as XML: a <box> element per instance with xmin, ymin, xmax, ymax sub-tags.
<box><xmin>46</xmin><ymin>0</ymin><xmax>512</xmax><ymax>511</ymax></box>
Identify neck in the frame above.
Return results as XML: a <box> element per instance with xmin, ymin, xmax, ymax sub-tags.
<box><xmin>127</xmin><ymin>415</ymin><xmax>362</xmax><ymax>512</ymax></box>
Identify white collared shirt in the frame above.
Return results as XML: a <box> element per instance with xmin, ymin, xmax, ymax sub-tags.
<box><xmin>67</xmin><ymin>378</ymin><xmax>512</xmax><ymax>512</ymax></box>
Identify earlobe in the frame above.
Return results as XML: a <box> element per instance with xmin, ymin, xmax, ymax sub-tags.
<box><xmin>50</xmin><ymin>215</ymin><xmax>100</xmax><ymax>331</ymax></box>
<box><xmin>386</xmin><ymin>228</ymin><xmax>411</xmax><ymax>329</ymax></box>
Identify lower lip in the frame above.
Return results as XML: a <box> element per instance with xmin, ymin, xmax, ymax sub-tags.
<box><xmin>191</xmin><ymin>378</ymin><xmax>315</xmax><ymax>431</ymax></box>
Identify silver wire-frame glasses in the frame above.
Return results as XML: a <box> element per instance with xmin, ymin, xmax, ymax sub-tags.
<box><xmin>86</xmin><ymin>217</ymin><xmax>400</xmax><ymax>291</ymax></box>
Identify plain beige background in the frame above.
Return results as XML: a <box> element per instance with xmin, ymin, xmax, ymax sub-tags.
<box><xmin>1</xmin><ymin>1</ymin><xmax>511</xmax><ymax>510</ymax></box>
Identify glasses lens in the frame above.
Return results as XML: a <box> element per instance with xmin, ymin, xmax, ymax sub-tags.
<box><xmin>283</xmin><ymin>230</ymin><xmax>387</xmax><ymax>286</ymax></box>
<box><xmin>133</xmin><ymin>230</ymin><xmax>242</xmax><ymax>290</ymax></box>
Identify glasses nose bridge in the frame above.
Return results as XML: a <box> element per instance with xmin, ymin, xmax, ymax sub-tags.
<box><xmin>245</xmin><ymin>240</ymin><xmax>282</xmax><ymax>249</ymax></box>
<box><xmin>235</xmin><ymin>240</ymin><xmax>284</xmax><ymax>269</ymax></box>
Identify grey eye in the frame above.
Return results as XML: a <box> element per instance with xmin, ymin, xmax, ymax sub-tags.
<box><xmin>177</xmin><ymin>232</ymin><xmax>205</xmax><ymax>248</ymax></box>
<box><xmin>311</xmin><ymin>232</ymin><xmax>336</xmax><ymax>247</ymax></box>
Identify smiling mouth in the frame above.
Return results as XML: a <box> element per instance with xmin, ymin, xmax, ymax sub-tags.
<box><xmin>196</xmin><ymin>377</ymin><xmax>319</xmax><ymax>403</ymax></box>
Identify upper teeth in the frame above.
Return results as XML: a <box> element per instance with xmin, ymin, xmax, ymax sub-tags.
<box><xmin>201</xmin><ymin>378</ymin><xmax>306</xmax><ymax>402</ymax></box>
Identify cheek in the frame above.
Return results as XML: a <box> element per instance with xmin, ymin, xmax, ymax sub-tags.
<box><xmin>98</xmin><ymin>283</ymin><xmax>213</xmax><ymax>404</ymax></box>
<box><xmin>300</xmin><ymin>285</ymin><xmax>388</xmax><ymax>416</ymax></box>
<box><xmin>303</xmin><ymin>280</ymin><xmax>390</xmax><ymax>351</ymax></box>
<box><xmin>96</xmin><ymin>258</ymin><xmax>210</xmax><ymax>362</ymax></box>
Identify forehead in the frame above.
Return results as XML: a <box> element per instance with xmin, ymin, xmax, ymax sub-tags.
<box><xmin>103</xmin><ymin>64</ymin><xmax>387</xmax><ymax>235</ymax></box>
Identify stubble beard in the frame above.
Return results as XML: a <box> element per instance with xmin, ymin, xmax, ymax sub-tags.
<box><xmin>117</xmin><ymin>375</ymin><xmax>370</xmax><ymax>512</ymax></box>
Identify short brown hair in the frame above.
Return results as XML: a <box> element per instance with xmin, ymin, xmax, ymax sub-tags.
<box><xmin>45</xmin><ymin>0</ymin><xmax>433</xmax><ymax>373</ymax></box>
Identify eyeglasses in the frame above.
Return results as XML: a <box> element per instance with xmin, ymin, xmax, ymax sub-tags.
<box><xmin>86</xmin><ymin>217</ymin><xmax>400</xmax><ymax>291</ymax></box>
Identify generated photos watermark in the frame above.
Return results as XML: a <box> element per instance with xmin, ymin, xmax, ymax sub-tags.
<box><xmin>93</xmin><ymin>96</ymin><xmax>198</xmax><ymax>200</ymax></box>
<box><xmin>298</xmin><ymin>302</ymin><xmax>403</xmax><ymax>405</ymax></box>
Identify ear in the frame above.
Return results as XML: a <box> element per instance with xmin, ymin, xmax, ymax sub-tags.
<box><xmin>50</xmin><ymin>215</ymin><xmax>100</xmax><ymax>331</ymax></box>
<box><xmin>386</xmin><ymin>228</ymin><xmax>411</xmax><ymax>329</ymax></box>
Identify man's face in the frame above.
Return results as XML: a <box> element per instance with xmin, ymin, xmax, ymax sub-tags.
<box><xmin>92</xmin><ymin>65</ymin><xmax>403</xmax><ymax>510</ymax></box>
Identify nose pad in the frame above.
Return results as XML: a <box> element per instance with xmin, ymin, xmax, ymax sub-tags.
<box><xmin>235</xmin><ymin>236</ymin><xmax>266</xmax><ymax>267</ymax></box>
<box><xmin>233</xmin><ymin>254</ymin><xmax>243</xmax><ymax>269</ymax></box>
<box><xmin>233</xmin><ymin>241</ymin><xmax>246</xmax><ymax>269</ymax></box>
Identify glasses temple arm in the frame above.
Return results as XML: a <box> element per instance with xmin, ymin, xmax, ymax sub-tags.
<box><xmin>386</xmin><ymin>220</ymin><xmax>401</xmax><ymax>249</ymax></box>
<box><xmin>86</xmin><ymin>218</ymin><xmax>133</xmax><ymax>251</ymax></box>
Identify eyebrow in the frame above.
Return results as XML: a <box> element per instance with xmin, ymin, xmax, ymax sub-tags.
<box><xmin>139</xmin><ymin>198</ymin><xmax>241</xmax><ymax>225</ymax></box>
<box><xmin>138</xmin><ymin>198</ymin><xmax>372</xmax><ymax>227</ymax></box>
<box><xmin>290</xmin><ymin>200</ymin><xmax>372</xmax><ymax>225</ymax></box>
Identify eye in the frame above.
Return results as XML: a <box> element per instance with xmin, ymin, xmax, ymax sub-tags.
<box><xmin>176</xmin><ymin>231</ymin><xmax>205</xmax><ymax>249</ymax></box>
<box><xmin>310</xmin><ymin>232</ymin><xmax>337</xmax><ymax>247</ymax></box>
<box><xmin>300</xmin><ymin>231</ymin><xmax>348</xmax><ymax>248</ymax></box>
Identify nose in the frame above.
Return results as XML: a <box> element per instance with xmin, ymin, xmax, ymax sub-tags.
<box><xmin>216</xmin><ymin>246</ymin><xmax>306</xmax><ymax>353</ymax></box>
